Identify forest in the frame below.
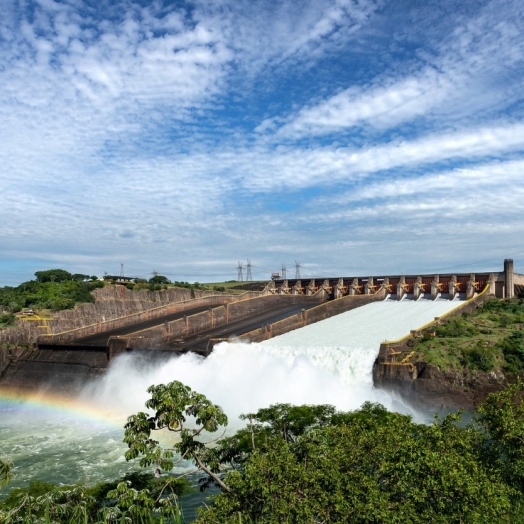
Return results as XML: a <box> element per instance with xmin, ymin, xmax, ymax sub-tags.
<box><xmin>1</xmin><ymin>379</ymin><xmax>524</xmax><ymax>523</ymax></box>
<box><xmin>0</xmin><ymin>269</ymin><xmax>103</xmax><ymax>313</ymax></box>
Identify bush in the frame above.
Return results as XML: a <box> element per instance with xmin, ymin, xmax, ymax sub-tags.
<box><xmin>501</xmin><ymin>331</ymin><xmax>524</xmax><ymax>371</ymax></box>
<box><xmin>0</xmin><ymin>313</ymin><xmax>16</xmax><ymax>327</ymax></box>
<box><xmin>435</xmin><ymin>317</ymin><xmax>479</xmax><ymax>338</ymax></box>
<box><xmin>461</xmin><ymin>344</ymin><xmax>497</xmax><ymax>371</ymax></box>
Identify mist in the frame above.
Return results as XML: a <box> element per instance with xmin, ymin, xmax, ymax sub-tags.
<box><xmin>84</xmin><ymin>297</ymin><xmax>463</xmax><ymax>426</ymax></box>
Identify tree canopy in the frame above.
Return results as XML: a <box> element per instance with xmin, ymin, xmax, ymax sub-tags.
<box><xmin>34</xmin><ymin>269</ymin><xmax>74</xmax><ymax>283</ymax></box>
<box><xmin>148</xmin><ymin>275</ymin><xmax>171</xmax><ymax>285</ymax></box>
<box><xmin>121</xmin><ymin>380</ymin><xmax>524</xmax><ymax>523</ymax></box>
<box><xmin>0</xmin><ymin>271</ymin><xmax>103</xmax><ymax>312</ymax></box>
<box><xmin>3</xmin><ymin>381</ymin><xmax>524</xmax><ymax>522</ymax></box>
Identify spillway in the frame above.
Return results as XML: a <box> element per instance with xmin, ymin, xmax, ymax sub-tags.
<box><xmin>1</xmin><ymin>296</ymin><xmax>463</xmax><ymax>501</ymax></box>
<box><xmin>87</xmin><ymin>296</ymin><xmax>463</xmax><ymax>423</ymax></box>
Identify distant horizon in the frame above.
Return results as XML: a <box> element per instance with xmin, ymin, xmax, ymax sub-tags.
<box><xmin>1</xmin><ymin>258</ymin><xmax>519</xmax><ymax>288</ymax></box>
<box><xmin>1</xmin><ymin>0</ymin><xmax>523</xmax><ymax>287</ymax></box>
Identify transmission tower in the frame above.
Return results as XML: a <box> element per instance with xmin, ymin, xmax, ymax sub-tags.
<box><xmin>295</xmin><ymin>260</ymin><xmax>301</xmax><ymax>279</ymax></box>
<box><xmin>246</xmin><ymin>259</ymin><xmax>253</xmax><ymax>281</ymax></box>
<box><xmin>237</xmin><ymin>261</ymin><xmax>244</xmax><ymax>282</ymax></box>
<box><xmin>281</xmin><ymin>264</ymin><xmax>287</xmax><ymax>279</ymax></box>
<box><xmin>120</xmin><ymin>263</ymin><xmax>125</xmax><ymax>278</ymax></box>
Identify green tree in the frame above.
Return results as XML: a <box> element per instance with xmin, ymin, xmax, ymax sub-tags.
<box><xmin>0</xmin><ymin>313</ymin><xmax>16</xmax><ymax>327</ymax></box>
<box><xmin>148</xmin><ymin>275</ymin><xmax>171</xmax><ymax>285</ymax></box>
<box><xmin>0</xmin><ymin>472</ymin><xmax>188</xmax><ymax>523</ymax></box>
<box><xmin>124</xmin><ymin>381</ymin><xmax>229</xmax><ymax>491</ymax></box>
<box><xmin>122</xmin><ymin>382</ymin><xmax>515</xmax><ymax>523</ymax></box>
<box><xmin>34</xmin><ymin>269</ymin><xmax>73</xmax><ymax>283</ymax></box>
<box><xmin>71</xmin><ymin>273</ymin><xmax>91</xmax><ymax>282</ymax></box>
<box><xmin>476</xmin><ymin>380</ymin><xmax>524</xmax><ymax>494</ymax></box>
<box><xmin>0</xmin><ymin>458</ymin><xmax>12</xmax><ymax>488</ymax></box>
<box><xmin>196</xmin><ymin>406</ymin><xmax>512</xmax><ymax>524</ymax></box>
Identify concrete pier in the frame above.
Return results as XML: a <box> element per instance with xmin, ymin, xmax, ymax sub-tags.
<box><xmin>270</xmin><ymin>261</ymin><xmax>523</xmax><ymax>301</ymax></box>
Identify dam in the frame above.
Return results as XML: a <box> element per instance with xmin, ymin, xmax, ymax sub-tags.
<box><xmin>0</xmin><ymin>259</ymin><xmax>522</xmax><ymax>392</ymax></box>
<box><xmin>0</xmin><ymin>295</ymin><xmax>472</xmax><ymax>497</ymax></box>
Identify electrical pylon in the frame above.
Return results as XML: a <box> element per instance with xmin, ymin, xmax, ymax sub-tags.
<box><xmin>295</xmin><ymin>260</ymin><xmax>301</xmax><ymax>279</ymax></box>
<box><xmin>237</xmin><ymin>262</ymin><xmax>244</xmax><ymax>282</ymax></box>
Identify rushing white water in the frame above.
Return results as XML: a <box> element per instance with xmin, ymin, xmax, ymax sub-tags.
<box><xmin>87</xmin><ymin>296</ymin><xmax>464</xmax><ymax>423</ymax></box>
<box><xmin>1</xmin><ymin>296</ymin><xmax>464</xmax><ymax>500</ymax></box>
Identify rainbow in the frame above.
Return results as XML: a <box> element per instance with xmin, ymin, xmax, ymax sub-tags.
<box><xmin>0</xmin><ymin>387</ymin><xmax>126</xmax><ymax>428</ymax></box>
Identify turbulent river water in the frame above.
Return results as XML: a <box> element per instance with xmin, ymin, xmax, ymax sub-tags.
<box><xmin>0</xmin><ymin>296</ymin><xmax>464</xmax><ymax>520</ymax></box>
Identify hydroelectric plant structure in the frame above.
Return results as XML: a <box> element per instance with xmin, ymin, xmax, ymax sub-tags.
<box><xmin>0</xmin><ymin>259</ymin><xmax>522</xmax><ymax>394</ymax></box>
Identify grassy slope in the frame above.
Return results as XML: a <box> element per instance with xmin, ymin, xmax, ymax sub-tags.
<box><xmin>411</xmin><ymin>298</ymin><xmax>524</xmax><ymax>373</ymax></box>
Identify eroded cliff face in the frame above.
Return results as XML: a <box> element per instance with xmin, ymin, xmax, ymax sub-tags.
<box><xmin>375</xmin><ymin>362</ymin><xmax>510</xmax><ymax>411</ymax></box>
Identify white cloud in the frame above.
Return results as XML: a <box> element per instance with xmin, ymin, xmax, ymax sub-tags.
<box><xmin>0</xmin><ymin>0</ymin><xmax>523</xmax><ymax>285</ymax></box>
<box><xmin>193</xmin><ymin>0</ymin><xmax>383</xmax><ymax>75</ymax></box>
<box><xmin>229</xmin><ymin>121</ymin><xmax>524</xmax><ymax>192</ymax></box>
<box><xmin>268</xmin><ymin>0</ymin><xmax>524</xmax><ymax>138</ymax></box>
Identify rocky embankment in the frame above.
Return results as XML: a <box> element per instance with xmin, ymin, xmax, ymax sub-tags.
<box><xmin>373</xmin><ymin>292</ymin><xmax>523</xmax><ymax>411</ymax></box>
<box><xmin>375</xmin><ymin>362</ymin><xmax>511</xmax><ymax>411</ymax></box>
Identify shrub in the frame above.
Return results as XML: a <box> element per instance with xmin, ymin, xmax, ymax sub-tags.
<box><xmin>0</xmin><ymin>313</ymin><xmax>16</xmax><ymax>327</ymax></box>
<box><xmin>500</xmin><ymin>331</ymin><xmax>524</xmax><ymax>371</ymax></box>
<box><xmin>461</xmin><ymin>344</ymin><xmax>497</xmax><ymax>372</ymax></box>
<box><xmin>435</xmin><ymin>317</ymin><xmax>479</xmax><ymax>338</ymax></box>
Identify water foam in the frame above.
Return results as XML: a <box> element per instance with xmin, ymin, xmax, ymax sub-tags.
<box><xmin>1</xmin><ymin>296</ymin><xmax>465</xmax><ymax>491</ymax></box>
<box><xmin>87</xmin><ymin>297</ymin><xmax>464</xmax><ymax>424</ymax></box>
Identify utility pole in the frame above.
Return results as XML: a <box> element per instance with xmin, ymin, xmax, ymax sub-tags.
<box><xmin>237</xmin><ymin>261</ymin><xmax>244</xmax><ymax>282</ymax></box>
<box><xmin>246</xmin><ymin>259</ymin><xmax>253</xmax><ymax>281</ymax></box>
<box><xmin>295</xmin><ymin>260</ymin><xmax>301</xmax><ymax>279</ymax></box>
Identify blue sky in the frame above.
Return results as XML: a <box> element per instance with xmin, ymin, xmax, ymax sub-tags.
<box><xmin>1</xmin><ymin>0</ymin><xmax>523</xmax><ymax>286</ymax></box>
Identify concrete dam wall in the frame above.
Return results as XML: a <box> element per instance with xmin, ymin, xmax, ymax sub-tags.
<box><xmin>1</xmin><ymin>259</ymin><xmax>522</xmax><ymax>395</ymax></box>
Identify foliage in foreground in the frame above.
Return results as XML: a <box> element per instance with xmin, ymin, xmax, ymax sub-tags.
<box><xmin>0</xmin><ymin>472</ymin><xmax>189</xmax><ymax>523</ymax></box>
<box><xmin>4</xmin><ymin>381</ymin><xmax>524</xmax><ymax>522</ymax></box>
<box><xmin>0</xmin><ymin>459</ymin><xmax>12</xmax><ymax>489</ymax></box>
<box><xmin>122</xmin><ymin>380</ymin><xmax>524</xmax><ymax>523</ymax></box>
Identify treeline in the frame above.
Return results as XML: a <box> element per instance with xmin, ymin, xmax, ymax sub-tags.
<box><xmin>0</xmin><ymin>269</ymin><xmax>103</xmax><ymax>313</ymax></box>
<box><xmin>3</xmin><ymin>381</ymin><xmax>524</xmax><ymax>522</ymax></box>
<box><xmin>131</xmin><ymin>276</ymin><xmax>210</xmax><ymax>292</ymax></box>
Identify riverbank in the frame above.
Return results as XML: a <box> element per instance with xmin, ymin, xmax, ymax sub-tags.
<box><xmin>373</xmin><ymin>295</ymin><xmax>524</xmax><ymax>410</ymax></box>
